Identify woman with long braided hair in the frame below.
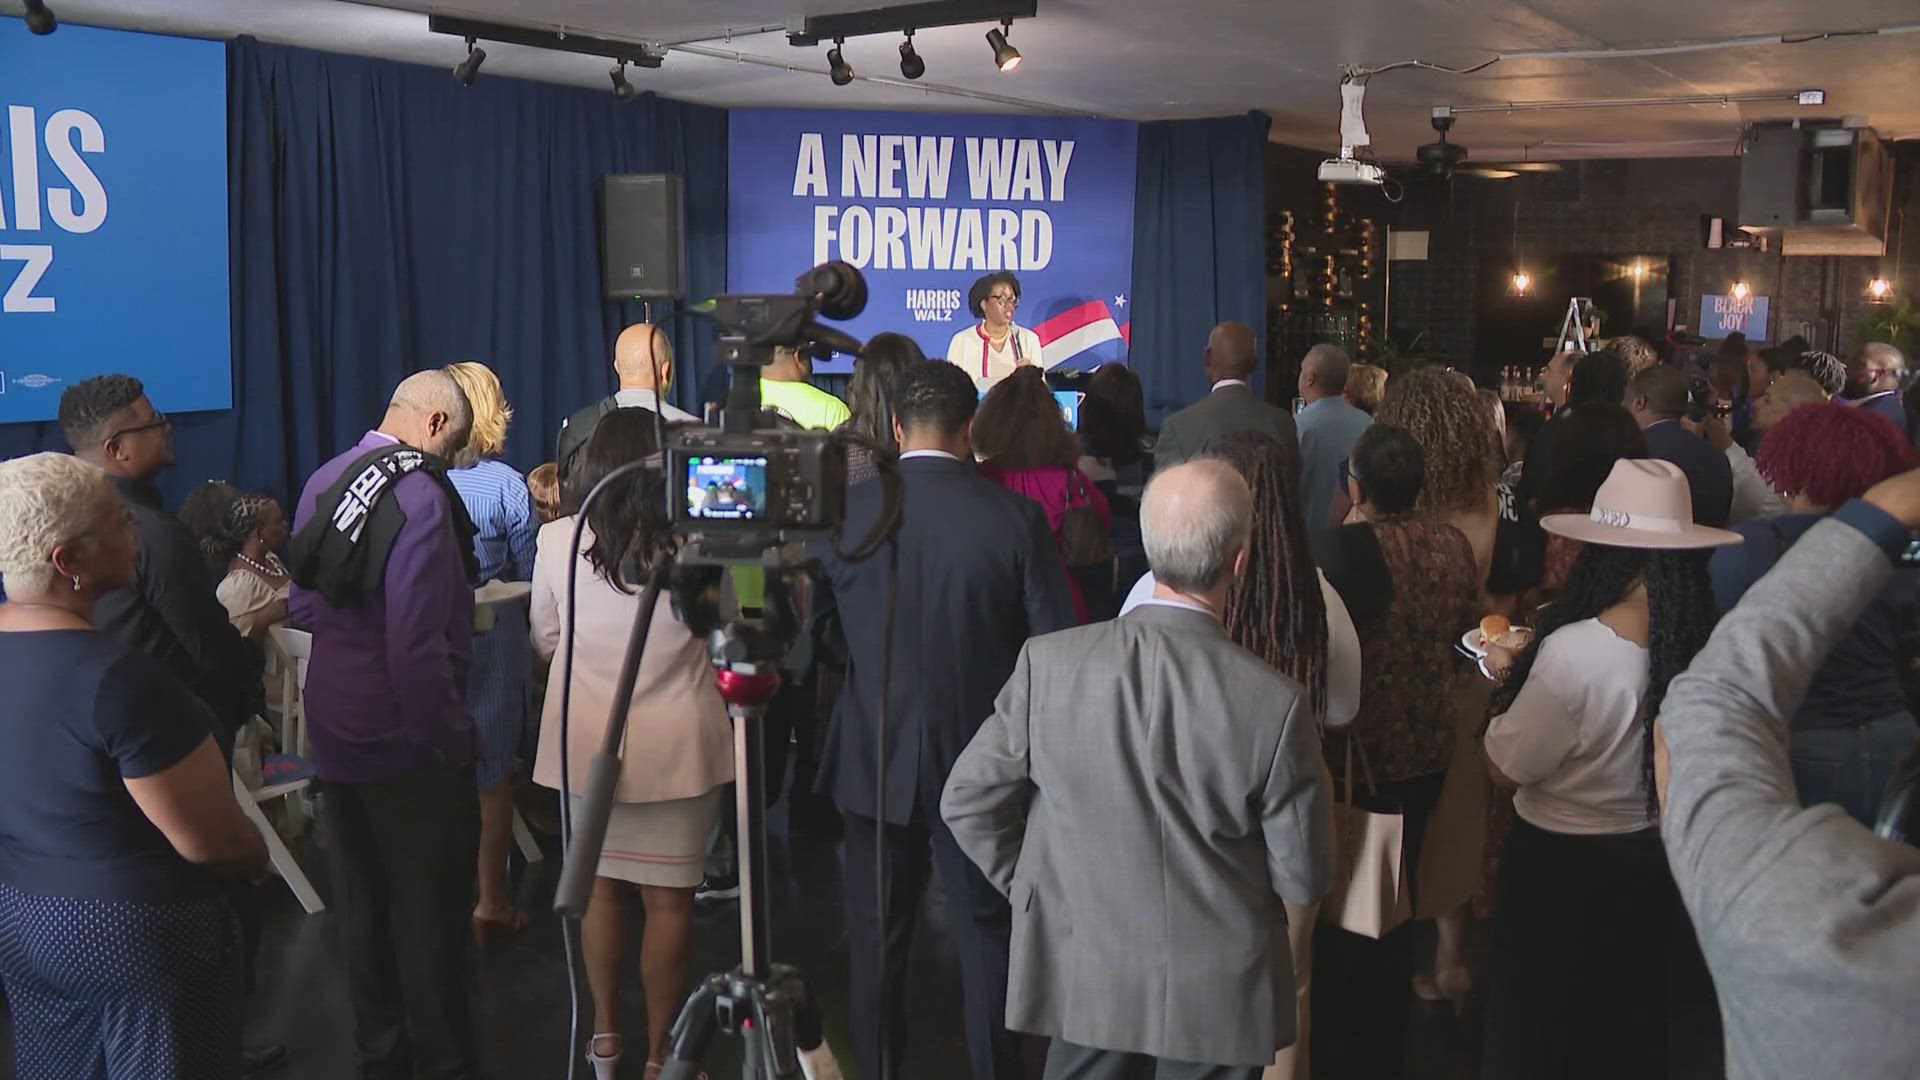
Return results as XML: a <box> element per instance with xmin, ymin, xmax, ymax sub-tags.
<box><xmin>181</xmin><ymin>480</ymin><xmax>291</xmax><ymax>641</ymax></box>
<box><xmin>1119</xmin><ymin>430</ymin><xmax>1359</xmax><ymax>1080</ymax></box>
<box><xmin>1480</xmin><ymin>459</ymin><xmax>1732</xmax><ymax>1080</ymax></box>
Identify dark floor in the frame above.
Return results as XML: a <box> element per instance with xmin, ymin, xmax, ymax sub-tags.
<box><xmin>3</xmin><ymin>794</ymin><xmax>1718</xmax><ymax>1079</ymax></box>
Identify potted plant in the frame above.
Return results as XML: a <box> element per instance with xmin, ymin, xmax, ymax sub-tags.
<box><xmin>1858</xmin><ymin>296</ymin><xmax>1920</xmax><ymax>357</ymax></box>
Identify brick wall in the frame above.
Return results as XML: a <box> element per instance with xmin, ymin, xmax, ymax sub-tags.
<box><xmin>1266</xmin><ymin>141</ymin><xmax>1920</xmax><ymax>371</ymax></box>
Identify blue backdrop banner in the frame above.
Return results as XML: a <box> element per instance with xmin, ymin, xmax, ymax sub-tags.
<box><xmin>728</xmin><ymin>108</ymin><xmax>1136</xmax><ymax>374</ymax></box>
<box><xmin>0</xmin><ymin>23</ymin><xmax>229</xmax><ymax>423</ymax></box>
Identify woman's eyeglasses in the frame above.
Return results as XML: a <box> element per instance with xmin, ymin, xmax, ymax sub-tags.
<box><xmin>987</xmin><ymin>293</ymin><xmax>1019</xmax><ymax>307</ymax></box>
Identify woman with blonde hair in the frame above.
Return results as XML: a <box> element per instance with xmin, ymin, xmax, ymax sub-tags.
<box><xmin>1345</xmin><ymin>363</ymin><xmax>1388</xmax><ymax>414</ymax></box>
<box><xmin>0</xmin><ymin>453</ymin><xmax>265</xmax><ymax>1078</ymax></box>
<box><xmin>443</xmin><ymin>360</ymin><xmax>539</xmax><ymax>943</ymax></box>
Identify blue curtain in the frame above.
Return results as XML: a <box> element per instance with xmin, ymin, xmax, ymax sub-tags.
<box><xmin>1</xmin><ymin>37</ymin><xmax>727</xmax><ymax>508</ymax></box>
<box><xmin>1129</xmin><ymin>111</ymin><xmax>1271</xmax><ymax>423</ymax></box>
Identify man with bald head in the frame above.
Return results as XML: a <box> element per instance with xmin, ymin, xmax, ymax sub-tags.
<box><xmin>1295</xmin><ymin>343</ymin><xmax>1373</xmax><ymax>530</ymax></box>
<box><xmin>1154</xmin><ymin>321</ymin><xmax>1299</xmax><ymax>473</ymax></box>
<box><xmin>944</xmin><ymin>458</ymin><xmax>1333</xmax><ymax>1079</ymax></box>
<box><xmin>1626</xmin><ymin>363</ymin><xmax>1733</xmax><ymax>527</ymax></box>
<box><xmin>288</xmin><ymin>369</ymin><xmax>483</xmax><ymax>1080</ymax></box>
<box><xmin>556</xmin><ymin>322</ymin><xmax>694</xmax><ymax>483</ymax></box>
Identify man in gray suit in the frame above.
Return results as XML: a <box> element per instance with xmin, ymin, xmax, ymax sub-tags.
<box><xmin>1294</xmin><ymin>344</ymin><xmax>1374</xmax><ymax>532</ymax></box>
<box><xmin>1154</xmin><ymin>321</ymin><xmax>1299</xmax><ymax>473</ymax></box>
<box><xmin>943</xmin><ymin>459</ymin><xmax>1335</xmax><ymax>1080</ymax></box>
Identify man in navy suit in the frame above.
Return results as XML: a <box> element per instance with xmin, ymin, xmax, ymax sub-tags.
<box><xmin>1627</xmin><ymin>364</ymin><xmax>1734</xmax><ymax>528</ymax></box>
<box><xmin>809</xmin><ymin>359</ymin><xmax>1077</xmax><ymax>1080</ymax></box>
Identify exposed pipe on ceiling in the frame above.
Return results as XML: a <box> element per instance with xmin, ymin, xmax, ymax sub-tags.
<box><xmin>1349</xmin><ymin>22</ymin><xmax>1920</xmax><ymax>81</ymax></box>
<box><xmin>1442</xmin><ymin>90</ymin><xmax>1816</xmax><ymax>115</ymax></box>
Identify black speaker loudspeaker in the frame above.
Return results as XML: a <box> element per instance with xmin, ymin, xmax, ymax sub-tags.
<box><xmin>600</xmin><ymin>174</ymin><xmax>685</xmax><ymax>300</ymax></box>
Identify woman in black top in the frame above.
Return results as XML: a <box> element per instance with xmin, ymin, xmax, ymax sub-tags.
<box><xmin>0</xmin><ymin>452</ymin><xmax>264</xmax><ymax>1080</ymax></box>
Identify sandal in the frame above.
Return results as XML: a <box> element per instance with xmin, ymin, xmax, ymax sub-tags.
<box><xmin>587</xmin><ymin>1034</ymin><xmax>621</xmax><ymax>1080</ymax></box>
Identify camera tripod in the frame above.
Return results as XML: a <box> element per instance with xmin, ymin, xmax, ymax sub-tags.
<box><xmin>657</xmin><ymin>572</ymin><xmax>841</xmax><ymax>1080</ymax></box>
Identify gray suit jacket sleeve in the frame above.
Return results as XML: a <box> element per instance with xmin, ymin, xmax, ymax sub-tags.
<box><xmin>941</xmin><ymin>642</ymin><xmax>1035</xmax><ymax>899</ymax></box>
<box><xmin>1659</xmin><ymin>512</ymin><xmax>1920</xmax><ymax>1077</ymax></box>
<box><xmin>1262</xmin><ymin>690</ymin><xmax>1336</xmax><ymax>906</ymax></box>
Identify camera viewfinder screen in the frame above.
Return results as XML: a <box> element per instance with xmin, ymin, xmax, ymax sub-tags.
<box><xmin>686</xmin><ymin>456</ymin><xmax>769</xmax><ymax>521</ymax></box>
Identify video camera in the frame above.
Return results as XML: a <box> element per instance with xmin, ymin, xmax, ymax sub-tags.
<box><xmin>668</xmin><ymin>261</ymin><xmax>867</xmax><ymax>557</ymax></box>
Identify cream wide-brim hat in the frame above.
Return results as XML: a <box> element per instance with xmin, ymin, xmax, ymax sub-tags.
<box><xmin>1539</xmin><ymin>458</ymin><xmax>1744</xmax><ymax>550</ymax></box>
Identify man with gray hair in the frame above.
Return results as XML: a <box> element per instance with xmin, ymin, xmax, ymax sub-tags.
<box><xmin>1295</xmin><ymin>343</ymin><xmax>1373</xmax><ymax>530</ymax></box>
<box><xmin>1846</xmin><ymin>340</ymin><xmax>1909</xmax><ymax>433</ymax></box>
<box><xmin>944</xmin><ymin>459</ymin><xmax>1335</xmax><ymax>1080</ymax></box>
<box><xmin>287</xmin><ymin>369</ymin><xmax>482</xmax><ymax>1080</ymax></box>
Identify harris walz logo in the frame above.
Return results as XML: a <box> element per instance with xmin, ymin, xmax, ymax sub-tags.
<box><xmin>905</xmin><ymin>288</ymin><xmax>963</xmax><ymax>323</ymax></box>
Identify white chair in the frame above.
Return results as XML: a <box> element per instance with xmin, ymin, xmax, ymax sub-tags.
<box><xmin>267</xmin><ymin>626</ymin><xmax>313</xmax><ymax>759</ymax></box>
<box><xmin>234</xmin><ymin>765</ymin><xmax>324</xmax><ymax>914</ymax></box>
<box><xmin>268</xmin><ymin>617</ymin><xmax>542</xmax><ymax>867</ymax></box>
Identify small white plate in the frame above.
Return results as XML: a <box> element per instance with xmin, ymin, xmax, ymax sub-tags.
<box><xmin>1461</xmin><ymin>625</ymin><xmax>1533</xmax><ymax>657</ymax></box>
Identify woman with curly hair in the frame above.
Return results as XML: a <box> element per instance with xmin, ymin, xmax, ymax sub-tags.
<box><xmin>1481</xmin><ymin>459</ymin><xmax>1735</xmax><ymax>1080</ymax></box>
<box><xmin>975</xmin><ymin>366</ymin><xmax>1112</xmax><ymax>621</ymax></box>
<box><xmin>1709</xmin><ymin>402</ymin><xmax>1918</xmax><ymax>825</ymax></box>
<box><xmin>1374</xmin><ymin>366</ymin><xmax>1504</xmax><ymax>592</ymax></box>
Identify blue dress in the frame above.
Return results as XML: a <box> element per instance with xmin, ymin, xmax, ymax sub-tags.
<box><xmin>449</xmin><ymin>458</ymin><xmax>537</xmax><ymax>790</ymax></box>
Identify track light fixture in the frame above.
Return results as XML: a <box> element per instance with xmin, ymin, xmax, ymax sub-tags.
<box><xmin>986</xmin><ymin>20</ymin><xmax>1021</xmax><ymax>72</ymax></box>
<box><xmin>452</xmin><ymin>36</ymin><xmax>486</xmax><ymax>85</ymax></box>
<box><xmin>610</xmin><ymin>60</ymin><xmax>637</xmax><ymax>101</ymax></box>
<box><xmin>827</xmin><ymin>38</ymin><xmax>855</xmax><ymax>86</ymax></box>
<box><xmin>22</xmin><ymin>0</ymin><xmax>57</xmax><ymax>35</ymax></box>
<box><xmin>1730</xmin><ymin>280</ymin><xmax>1752</xmax><ymax>301</ymax></box>
<box><xmin>898</xmin><ymin>30</ymin><xmax>926</xmax><ymax>80</ymax></box>
<box><xmin>1869</xmin><ymin>277</ymin><xmax>1894</xmax><ymax>302</ymax></box>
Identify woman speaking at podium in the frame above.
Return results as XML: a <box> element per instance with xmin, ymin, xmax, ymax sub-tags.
<box><xmin>945</xmin><ymin>271</ymin><xmax>1045</xmax><ymax>391</ymax></box>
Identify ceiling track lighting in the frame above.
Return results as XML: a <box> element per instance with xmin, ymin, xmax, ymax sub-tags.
<box><xmin>22</xmin><ymin>0</ymin><xmax>56</xmax><ymax>35</ymax></box>
<box><xmin>610</xmin><ymin>59</ymin><xmax>637</xmax><ymax>101</ymax></box>
<box><xmin>986</xmin><ymin>20</ymin><xmax>1022</xmax><ymax>72</ymax></box>
<box><xmin>898</xmin><ymin>29</ymin><xmax>926</xmax><ymax>80</ymax></box>
<box><xmin>827</xmin><ymin>37</ymin><xmax>855</xmax><ymax>86</ymax></box>
<box><xmin>1510</xmin><ymin>272</ymin><xmax>1532</xmax><ymax>296</ymax></box>
<box><xmin>426</xmin><ymin>14</ymin><xmax>666</xmax><ymax>71</ymax></box>
<box><xmin>1869</xmin><ymin>277</ymin><xmax>1895</xmax><ymax>302</ymax></box>
<box><xmin>1730</xmin><ymin>280</ymin><xmax>1752</xmax><ymax>301</ymax></box>
<box><xmin>452</xmin><ymin>36</ymin><xmax>486</xmax><ymax>85</ymax></box>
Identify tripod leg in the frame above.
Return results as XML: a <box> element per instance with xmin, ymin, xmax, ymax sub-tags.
<box><xmin>657</xmin><ymin>977</ymin><xmax>723</xmax><ymax>1080</ymax></box>
<box><xmin>754</xmin><ymin>985</ymin><xmax>803</xmax><ymax>1080</ymax></box>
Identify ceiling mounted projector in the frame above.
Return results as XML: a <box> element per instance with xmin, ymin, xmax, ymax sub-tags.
<box><xmin>1319</xmin><ymin>78</ymin><xmax>1384</xmax><ymax>185</ymax></box>
<box><xmin>1319</xmin><ymin>157</ymin><xmax>1386</xmax><ymax>185</ymax></box>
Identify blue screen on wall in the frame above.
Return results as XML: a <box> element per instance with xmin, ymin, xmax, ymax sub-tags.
<box><xmin>0</xmin><ymin>22</ymin><xmax>229</xmax><ymax>424</ymax></box>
